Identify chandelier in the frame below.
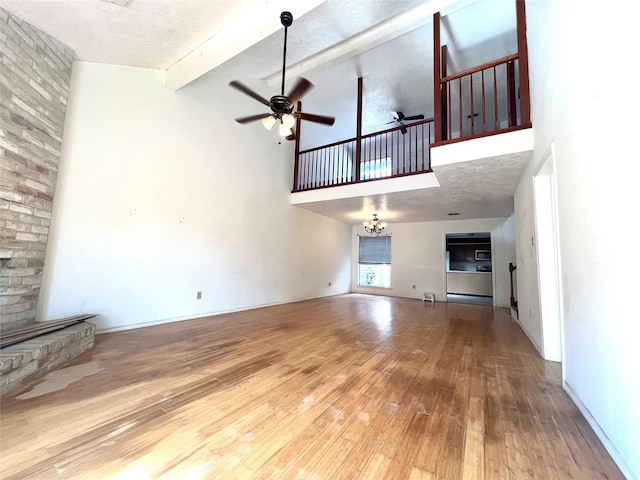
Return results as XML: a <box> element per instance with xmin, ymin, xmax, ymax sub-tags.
<box><xmin>363</xmin><ymin>214</ymin><xmax>386</xmax><ymax>235</ymax></box>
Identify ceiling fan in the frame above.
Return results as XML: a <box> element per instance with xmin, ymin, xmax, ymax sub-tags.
<box><xmin>385</xmin><ymin>111</ymin><xmax>425</xmax><ymax>134</ymax></box>
<box><xmin>229</xmin><ymin>11</ymin><xmax>335</xmax><ymax>140</ymax></box>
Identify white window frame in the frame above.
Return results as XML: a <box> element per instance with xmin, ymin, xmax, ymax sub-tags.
<box><xmin>357</xmin><ymin>235</ymin><xmax>391</xmax><ymax>288</ymax></box>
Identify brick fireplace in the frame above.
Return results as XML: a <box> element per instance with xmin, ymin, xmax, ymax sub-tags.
<box><xmin>1</xmin><ymin>9</ymin><xmax>96</xmax><ymax>397</ymax></box>
<box><xmin>1</xmin><ymin>8</ymin><xmax>75</xmax><ymax>333</ymax></box>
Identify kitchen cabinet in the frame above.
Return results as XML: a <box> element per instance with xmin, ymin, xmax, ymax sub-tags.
<box><xmin>464</xmin><ymin>245</ymin><xmax>475</xmax><ymax>262</ymax></box>
<box><xmin>448</xmin><ymin>244</ymin><xmax>491</xmax><ymax>263</ymax></box>
<box><xmin>449</xmin><ymin>245</ymin><xmax>485</xmax><ymax>262</ymax></box>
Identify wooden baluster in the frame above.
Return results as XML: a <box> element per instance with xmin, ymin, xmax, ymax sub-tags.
<box><xmin>320</xmin><ymin>148</ymin><xmax>324</xmax><ymax>187</ymax></box>
<box><xmin>331</xmin><ymin>146</ymin><xmax>335</xmax><ymax>185</ymax></box>
<box><xmin>470</xmin><ymin>73</ymin><xmax>475</xmax><ymax>134</ymax></box>
<box><xmin>328</xmin><ymin>145</ymin><xmax>332</xmax><ymax>186</ymax></box>
<box><xmin>507</xmin><ymin>60</ymin><xmax>517</xmax><ymax>127</ymax></box>
<box><xmin>428</xmin><ymin>122</ymin><xmax>432</xmax><ymax>170</ymax></box>
<box><xmin>420</xmin><ymin>123</ymin><xmax>424</xmax><ymax>171</ymax></box>
<box><xmin>322</xmin><ymin>146</ymin><xmax>326</xmax><ymax>186</ymax></box>
<box><xmin>481</xmin><ymin>69</ymin><xmax>486</xmax><ymax>133</ymax></box>
<box><xmin>493</xmin><ymin>66</ymin><xmax>499</xmax><ymax>130</ymax></box>
<box><xmin>313</xmin><ymin>149</ymin><xmax>319</xmax><ymax>189</ymax></box>
<box><xmin>416</xmin><ymin>127</ymin><xmax>418</xmax><ymax>172</ymax></box>
<box><xmin>343</xmin><ymin>143</ymin><xmax>347</xmax><ymax>183</ymax></box>
<box><xmin>458</xmin><ymin>78</ymin><xmax>463</xmax><ymax>139</ymax></box>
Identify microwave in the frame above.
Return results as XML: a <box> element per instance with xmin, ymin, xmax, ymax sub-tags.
<box><xmin>475</xmin><ymin>250</ymin><xmax>491</xmax><ymax>261</ymax></box>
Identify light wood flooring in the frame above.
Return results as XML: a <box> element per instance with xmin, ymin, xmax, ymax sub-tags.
<box><xmin>0</xmin><ymin>294</ymin><xmax>624</xmax><ymax>479</ymax></box>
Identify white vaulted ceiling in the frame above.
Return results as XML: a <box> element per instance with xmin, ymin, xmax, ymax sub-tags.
<box><xmin>0</xmin><ymin>0</ymin><xmax>527</xmax><ymax>224</ymax></box>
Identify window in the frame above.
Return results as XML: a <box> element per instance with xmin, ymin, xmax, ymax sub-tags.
<box><xmin>358</xmin><ymin>235</ymin><xmax>391</xmax><ymax>288</ymax></box>
<box><xmin>360</xmin><ymin>157</ymin><xmax>392</xmax><ymax>180</ymax></box>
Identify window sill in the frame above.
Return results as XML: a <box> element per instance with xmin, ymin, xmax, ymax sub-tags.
<box><xmin>356</xmin><ymin>285</ymin><xmax>392</xmax><ymax>289</ymax></box>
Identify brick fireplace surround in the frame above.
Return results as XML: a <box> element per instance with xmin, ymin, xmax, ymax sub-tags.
<box><xmin>1</xmin><ymin>10</ymin><xmax>97</xmax><ymax>397</ymax></box>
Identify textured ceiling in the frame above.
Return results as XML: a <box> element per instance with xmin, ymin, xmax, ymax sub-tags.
<box><xmin>0</xmin><ymin>0</ymin><xmax>527</xmax><ymax>225</ymax></box>
<box><xmin>292</xmin><ymin>151</ymin><xmax>531</xmax><ymax>224</ymax></box>
<box><xmin>0</xmin><ymin>0</ymin><xmax>248</xmax><ymax>69</ymax></box>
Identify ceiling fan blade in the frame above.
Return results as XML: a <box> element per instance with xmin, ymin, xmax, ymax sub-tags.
<box><xmin>229</xmin><ymin>81</ymin><xmax>271</xmax><ymax>107</ymax></box>
<box><xmin>403</xmin><ymin>114</ymin><xmax>425</xmax><ymax>121</ymax></box>
<box><xmin>235</xmin><ymin>113</ymin><xmax>272</xmax><ymax>124</ymax></box>
<box><xmin>297</xmin><ymin>112</ymin><xmax>335</xmax><ymax>126</ymax></box>
<box><xmin>287</xmin><ymin>78</ymin><xmax>313</xmax><ymax>105</ymax></box>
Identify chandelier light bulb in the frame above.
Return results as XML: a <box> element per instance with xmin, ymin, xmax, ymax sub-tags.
<box><xmin>363</xmin><ymin>214</ymin><xmax>386</xmax><ymax>234</ymax></box>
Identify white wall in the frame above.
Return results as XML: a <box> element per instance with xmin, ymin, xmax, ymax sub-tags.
<box><xmin>38</xmin><ymin>62</ymin><xmax>352</xmax><ymax>332</ymax></box>
<box><xmin>517</xmin><ymin>1</ymin><xmax>640</xmax><ymax>477</ymax></box>
<box><xmin>350</xmin><ymin>216</ymin><xmax>515</xmax><ymax>307</ymax></box>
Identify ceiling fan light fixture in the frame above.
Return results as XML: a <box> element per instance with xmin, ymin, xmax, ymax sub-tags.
<box><xmin>281</xmin><ymin>113</ymin><xmax>296</xmax><ymax>129</ymax></box>
<box><xmin>261</xmin><ymin>115</ymin><xmax>277</xmax><ymax>130</ymax></box>
<box><xmin>279</xmin><ymin>123</ymin><xmax>293</xmax><ymax>137</ymax></box>
<box><xmin>229</xmin><ymin>11</ymin><xmax>335</xmax><ymax>138</ymax></box>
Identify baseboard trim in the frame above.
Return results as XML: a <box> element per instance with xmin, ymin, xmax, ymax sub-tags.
<box><xmin>95</xmin><ymin>292</ymin><xmax>347</xmax><ymax>334</ymax></box>
<box><xmin>512</xmin><ymin>316</ymin><xmax>544</xmax><ymax>357</ymax></box>
<box><xmin>564</xmin><ymin>381</ymin><xmax>636</xmax><ymax>480</ymax></box>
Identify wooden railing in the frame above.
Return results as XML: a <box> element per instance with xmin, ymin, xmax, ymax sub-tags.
<box><xmin>293</xmin><ymin>1</ymin><xmax>531</xmax><ymax>192</ymax></box>
<box><xmin>433</xmin><ymin>0</ymin><xmax>530</xmax><ymax>145</ymax></box>
<box><xmin>293</xmin><ymin>118</ymin><xmax>434</xmax><ymax>192</ymax></box>
<box><xmin>439</xmin><ymin>54</ymin><xmax>525</xmax><ymax>141</ymax></box>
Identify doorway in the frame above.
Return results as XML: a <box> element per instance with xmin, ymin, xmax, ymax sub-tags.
<box><xmin>445</xmin><ymin>233</ymin><xmax>493</xmax><ymax>305</ymax></box>
<box><xmin>533</xmin><ymin>144</ymin><xmax>563</xmax><ymax>363</ymax></box>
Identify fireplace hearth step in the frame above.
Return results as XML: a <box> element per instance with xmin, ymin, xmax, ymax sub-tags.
<box><xmin>1</xmin><ymin>319</ymin><xmax>97</xmax><ymax>397</ymax></box>
<box><xmin>0</xmin><ymin>314</ymin><xmax>97</xmax><ymax>348</ymax></box>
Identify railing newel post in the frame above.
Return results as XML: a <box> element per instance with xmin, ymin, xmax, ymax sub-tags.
<box><xmin>434</xmin><ymin>12</ymin><xmax>442</xmax><ymax>143</ymax></box>
<box><xmin>355</xmin><ymin>77</ymin><xmax>363</xmax><ymax>182</ymax></box>
<box><xmin>292</xmin><ymin>101</ymin><xmax>302</xmax><ymax>191</ymax></box>
<box><xmin>516</xmin><ymin>0</ymin><xmax>531</xmax><ymax>126</ymax></box>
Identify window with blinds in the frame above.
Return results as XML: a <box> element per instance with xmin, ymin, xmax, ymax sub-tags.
<box><xmin>358</xmin><ymin>235</ymin><xmax>391</xmax><ymax>288</ymax></box>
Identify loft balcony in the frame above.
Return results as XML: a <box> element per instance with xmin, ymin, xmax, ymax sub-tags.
<box><xmin>290</xmin><ymin>1</ymin><xmax>532</xmax><ymax>218</ymax></box>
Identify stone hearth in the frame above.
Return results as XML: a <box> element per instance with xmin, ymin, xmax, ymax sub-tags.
<box><xmin>1</xmin><ymin>320</ymin><xmax>96</xmax><ymax>397</ymax></box>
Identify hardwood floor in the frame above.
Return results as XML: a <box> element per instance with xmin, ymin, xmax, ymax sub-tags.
<box><xmin>0</xmin><ymin>294</ymin><xmax>624</xmax><ymax>479</ymax></box>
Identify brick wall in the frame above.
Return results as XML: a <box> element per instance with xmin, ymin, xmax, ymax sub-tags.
<box><xmin>0</xmin><ymin>9</ymin><xmax>74</xmax><ymax>332</ymax></box>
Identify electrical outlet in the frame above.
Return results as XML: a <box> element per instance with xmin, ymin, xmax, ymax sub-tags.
<box><xmin>197</xmin><ymin>291</ymin><xmax>202</xmax><ymax>300</ymax></box>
